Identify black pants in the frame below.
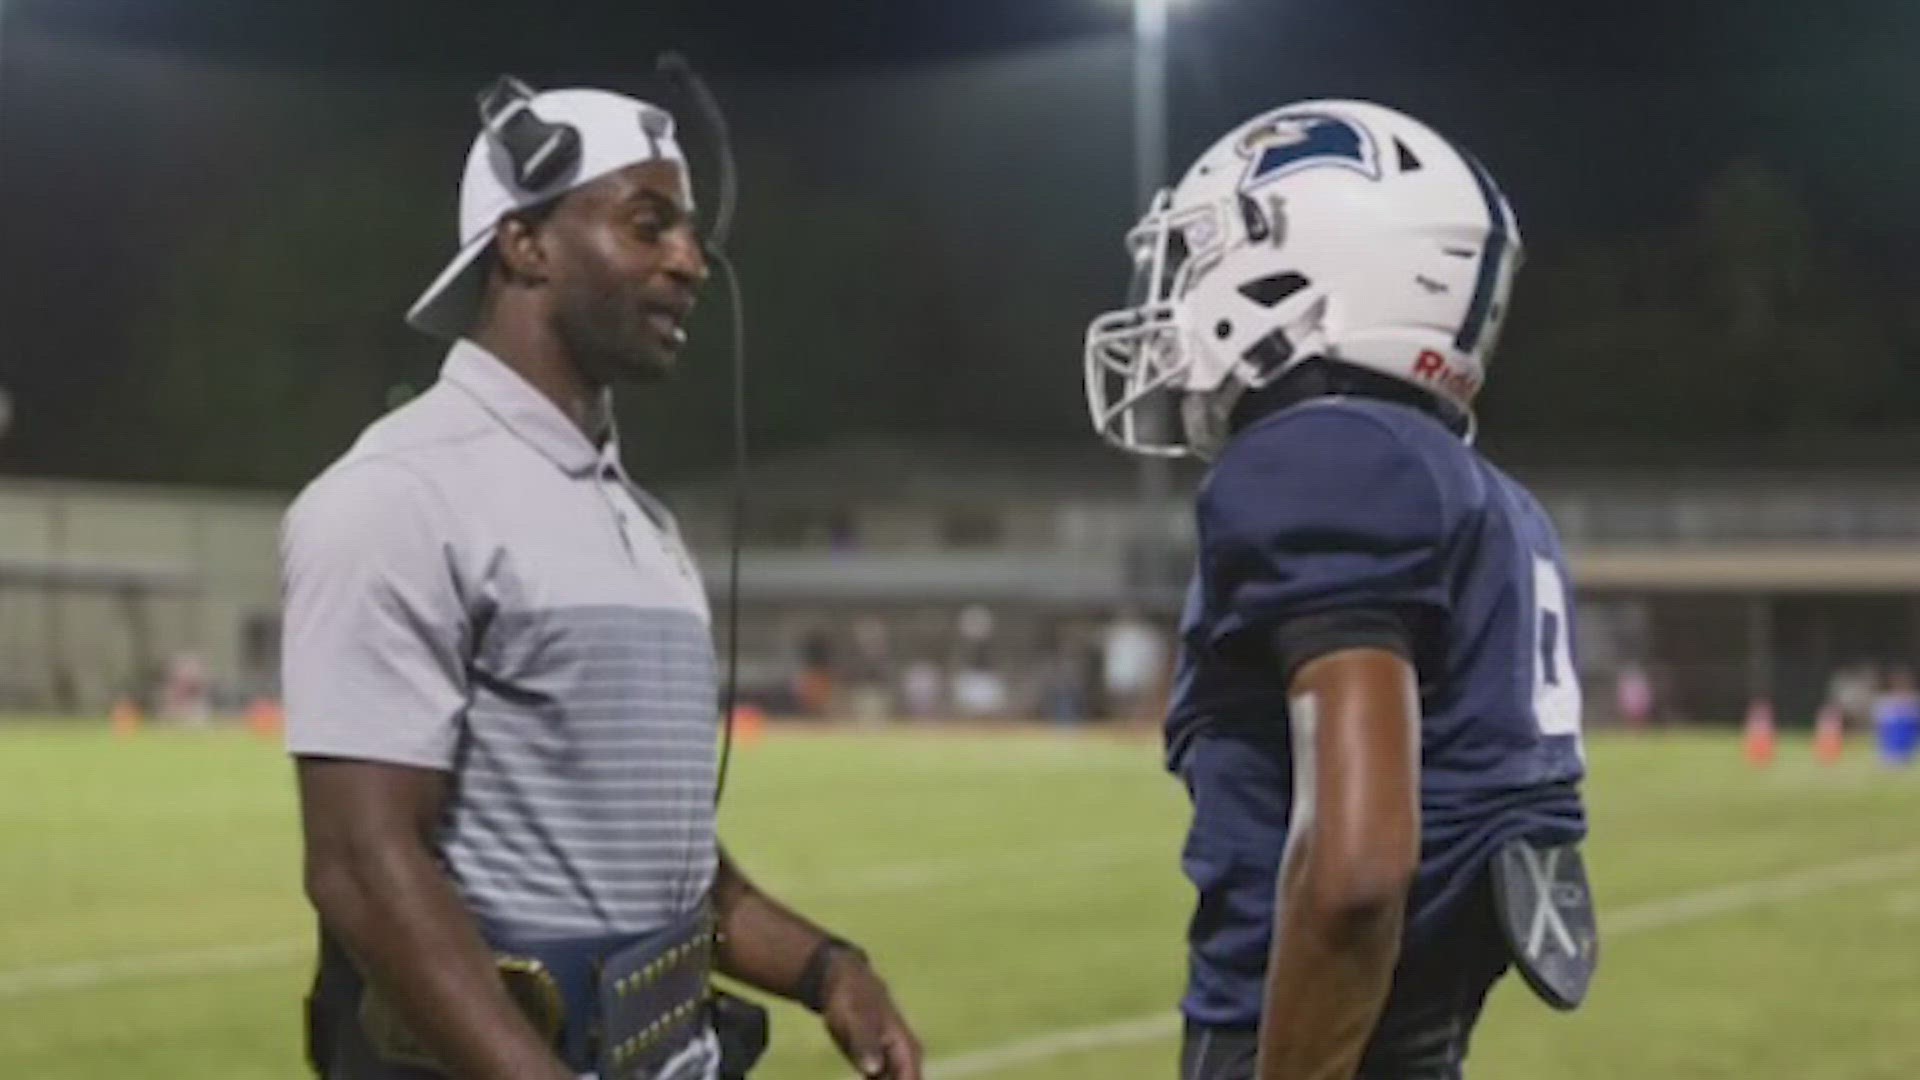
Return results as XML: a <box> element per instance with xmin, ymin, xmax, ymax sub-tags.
<box><xmin>1180</xmin><ymin>881</ymin><xmax>1511</xmax><ymax>1080</ymax></box>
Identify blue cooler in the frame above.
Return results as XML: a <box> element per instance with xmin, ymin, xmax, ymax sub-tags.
<box><xmin>1874</xmin><ymin>695</ymin><xmax>1920</xmax><ymax>767</ymax></box>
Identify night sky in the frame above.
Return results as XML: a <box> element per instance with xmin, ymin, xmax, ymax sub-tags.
<box><xmin>2</xmin><ymin>0</ymin><xmax>1916</xmax><ymax>484</ymax></box>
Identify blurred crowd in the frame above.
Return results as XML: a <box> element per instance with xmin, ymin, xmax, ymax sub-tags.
<box><xmin>752</xmin><ymin>605</ymin><xmax>1174</xmax><ymax>726</ymax></box>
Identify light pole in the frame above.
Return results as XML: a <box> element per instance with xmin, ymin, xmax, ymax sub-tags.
<box><xmin>1131</xmin><ymin>0</ymin><xmax>1175</xmax><ymax>611</ymax></box>
<box><xmin>1134</xmin><ymin>0</ymin><xmax>1169</xmax><ymax>214</ymax></box>
<box><xmin>0</xmin><ymin>1</ymin><xmax>9</xmax><ymax>171</ymax></box>
<box><xmin>0</xmin><ymin>1</ymin><xmax>13</xmax><ymax>451</ymax></box>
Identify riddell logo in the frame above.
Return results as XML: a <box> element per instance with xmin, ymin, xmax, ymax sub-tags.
<box><xmin>1413</xmin><ymin>350</ymin><xmax>1480</xmax><ymax>400</ymax></box>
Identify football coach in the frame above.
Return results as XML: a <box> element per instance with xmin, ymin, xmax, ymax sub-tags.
<box><xmin>281</xmin><ymin>78</ymin><xmax>922</xmax><ymax>1080</ymax></box>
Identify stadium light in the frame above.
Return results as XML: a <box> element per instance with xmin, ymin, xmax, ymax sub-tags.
<box><xmin>1128</xmin><ymin>0</ymin><xmax>1182</xmax><ymax>598</ymax></box>
<box><xmin>1133</xmin><ymin>0</ymin><xmax>1169</xmax><ymax>210</ymax></box>
<box><xmin>1104</xmin><ymin>0</ymin><xmax>1202</xmax><ymax>13</ymax></box>
<box><xmin>0</xmin><ymin>0</ymin><xmax>9</xmax><ymax>223</ymax></box>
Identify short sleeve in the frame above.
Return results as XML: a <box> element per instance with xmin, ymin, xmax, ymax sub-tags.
<box><xmin>1195</xmin><ymin>404</ymin><xmax>1451</xmax><ymax>658</ymax></box>
<box><xmin>280</xmin><ymin>458</ymin><xmax>471</xmax><ymax>769</ymax></box>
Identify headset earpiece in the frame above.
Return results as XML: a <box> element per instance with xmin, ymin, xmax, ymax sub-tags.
<box><xmin>476</xmin><ymin>75</ymin><xmax>582</xmax><ymax>194</ymax></box>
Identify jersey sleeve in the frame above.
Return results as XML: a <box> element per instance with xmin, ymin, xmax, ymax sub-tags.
<box><xmin>1194</xmin><ymin>404</ymin><xmax>1453</xmax><ymax>665</ymax></box>
<box><xmin>280</xmin><ymin>457</ymin><xmax>471</xmax><ymax>769</ymax></box>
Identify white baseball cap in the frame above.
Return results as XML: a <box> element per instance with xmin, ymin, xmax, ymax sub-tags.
<box><xmin>406</xmin><ymin>85</ymin><xmax>691</xmax><ymax>340</ymax></box>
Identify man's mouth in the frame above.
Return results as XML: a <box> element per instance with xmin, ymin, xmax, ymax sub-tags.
<box><xmin>646</xmin><ymin>307</ymin><xmax>689</xmax><ymax>349</ymax></box>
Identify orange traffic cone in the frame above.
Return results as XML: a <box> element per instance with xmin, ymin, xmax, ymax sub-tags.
<box><xmin>1744</xmin><ymin>699</ymin><xmax>1777</xmax><ymax>767</ymax></box>
<box><xmin>1814</xmin><ymin>703</ymin><xmax>1846</xmax><ymax>766</ymax></box>
<box><xmin>110</xmin><ymin>697</ymin><xmax>143</xmax><ymax>738</ymax></box>
<box><xmin>246</xmin><ymin>697</ymin><xmax>284</xmax><ymax>740</ymax></box>
<box><xmin>730</xmin><ymin>703</ymin><xmax>767</xmax><ymax>748</ymax></box>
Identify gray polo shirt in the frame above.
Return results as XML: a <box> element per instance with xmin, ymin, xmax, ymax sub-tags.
<box><xmin>282</xmin><ymin>341</ymin><xmax>718</xmax><ymax>938</ymax></box>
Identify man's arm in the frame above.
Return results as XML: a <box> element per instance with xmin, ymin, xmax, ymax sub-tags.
<box><xmin>298</xmin><ymin>757</ymin><xmax>574</xmax><ymax>1080</ymax></box>
<box><xmin>1256</xmin><ymin>647</ymin><xmax>1421</xmax><ymax>1080</ymax></box>
<box><xmin>712</xmin><ymin>848</ymin><xmax>923</xmax><ymax>1080</ymax></box>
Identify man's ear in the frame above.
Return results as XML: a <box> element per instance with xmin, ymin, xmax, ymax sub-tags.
<box><xmin>495</xmin><ymin>212</ymin><xmax>551</xmax><ymax>285</ymax></box>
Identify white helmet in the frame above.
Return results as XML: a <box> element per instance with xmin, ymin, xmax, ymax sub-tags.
<box><xmin>1084</xmin><ymin>99</ymin><xmax>1522</xmax><ymax>458</ymax></box>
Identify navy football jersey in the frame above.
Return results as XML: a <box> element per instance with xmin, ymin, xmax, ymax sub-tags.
<box><xmin>1169</xmin><ymin>395</ymin><xmax>1587</xmax><ymax>1028</ymax></box>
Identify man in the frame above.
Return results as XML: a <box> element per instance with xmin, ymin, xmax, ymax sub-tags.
<box><xmin>1083</xmin><ymin>100</ymin><xmax>1596</xmax><ymax>1080</ymax></box>
<box><xmin>282</xmin><ymin>79</ymin><xmax>922</xmax><ymax>1080</ymax></box>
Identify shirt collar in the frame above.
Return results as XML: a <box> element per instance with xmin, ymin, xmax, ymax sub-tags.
<box><xmin>441</xmin><ymin>340</ymin><xmax>619</xmax><ymax>478</ymax></box>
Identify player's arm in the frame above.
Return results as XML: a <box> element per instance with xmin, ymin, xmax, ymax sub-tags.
<box><xmin>1195</xmin><ymin>406</ymin><xmax>1448</xmax><ymax>1080</ymax></box>
<box><xmin>712</xmin><ymin>847</ymin><xmax>923</xmax><ymax>1080</ymax></box>
<box><xmin>1255</xmin><ymin>642</ymin><xmax>1420</xmax><ymax>1080</ymax></box>
<box><xmin>299</xmin><ymin>758</ymin><xmax>575</xmax><ymax>1080</ymax></box>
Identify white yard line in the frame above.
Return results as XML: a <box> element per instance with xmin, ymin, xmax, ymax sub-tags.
<box><xmin>0</xmin><ymin>939</ymin><xmax>308</xmax><ymax>1000</ymax></box>
<box><xmin>928</xmin><ymin>1015</ymin><xmax>1184</xmax><ymax>1080</ymax></box>
<box><xmin>0</xmin><ymin>839</ymin><xmax>1166</xmax><ymax>999</ymax></box>
<box><xmin>924</xmin><ymin>845</ymin><xmax>1920</xmax><ymax>1079</ymax></box>
<box><xmin>4</xmin><ymin>840</ymin><xmax>1914</xmax><ymax>1077</ymax></box>
<box><xmin>1605</xmin><ymin>846</ymin><xmax>1920</xmax><ymax>934</ymax></box>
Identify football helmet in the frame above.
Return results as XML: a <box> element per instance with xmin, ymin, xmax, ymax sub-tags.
<box><xmin>1085</xmin><ymin>99</ymin><xmax>1522</xmax><ymax>457</ymax></box>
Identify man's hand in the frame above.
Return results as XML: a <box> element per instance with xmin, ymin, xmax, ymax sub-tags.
<box><xmin>821</xmin><ymin>951</ymin><xmax>923</xmax><ymax>1080</ymax></box>
<box><xmin>711</xmin><ymin>849</ymin><xmax>924</xmax><ymax>1078</ymax></box>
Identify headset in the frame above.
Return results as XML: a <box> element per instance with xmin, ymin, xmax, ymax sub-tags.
<box><xmin>477</xmin><ymin>62</ymin><xmax>750</xmax><ymax>807</ymax></box>
<box><xmin>476</xmin><ymin>75</ymin><xmax>584</xmax><ymax>192</ymax></box>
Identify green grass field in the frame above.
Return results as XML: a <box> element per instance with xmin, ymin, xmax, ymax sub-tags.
<box><xmin>2</xmin><ymin>723</ymin><xmax>1917</xmax><ymax>1079</ymax></box>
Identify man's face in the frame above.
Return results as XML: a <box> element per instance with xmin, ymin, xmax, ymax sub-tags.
<box><xmin>542</xmin><ymin>160</ymin><xmax>708</xmax><ymax>385</ymax></box>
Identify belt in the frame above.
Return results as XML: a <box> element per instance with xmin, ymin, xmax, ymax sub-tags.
<box><xmin>315</xmin><ymin>906</ymin><xmax>715</xmax><ymax>1079</ymax></box>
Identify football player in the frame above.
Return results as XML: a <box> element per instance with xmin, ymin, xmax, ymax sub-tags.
<box><xmin>1085</xmin><ymin>100</ymin><xmax>1597</xmax><ymax>1080</ymax></box>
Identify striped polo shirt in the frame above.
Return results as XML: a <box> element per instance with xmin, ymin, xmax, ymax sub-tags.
<box><xmin>281</xmin><ymin>340</ymin><xmax>719</xmax><ymax>937</ymax></box>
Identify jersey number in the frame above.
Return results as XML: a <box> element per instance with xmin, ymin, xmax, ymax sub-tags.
<box><xmin>1531</xmin><ymin>557</ymin><xmax>1583</xmax><ymax>741</ymax></box>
